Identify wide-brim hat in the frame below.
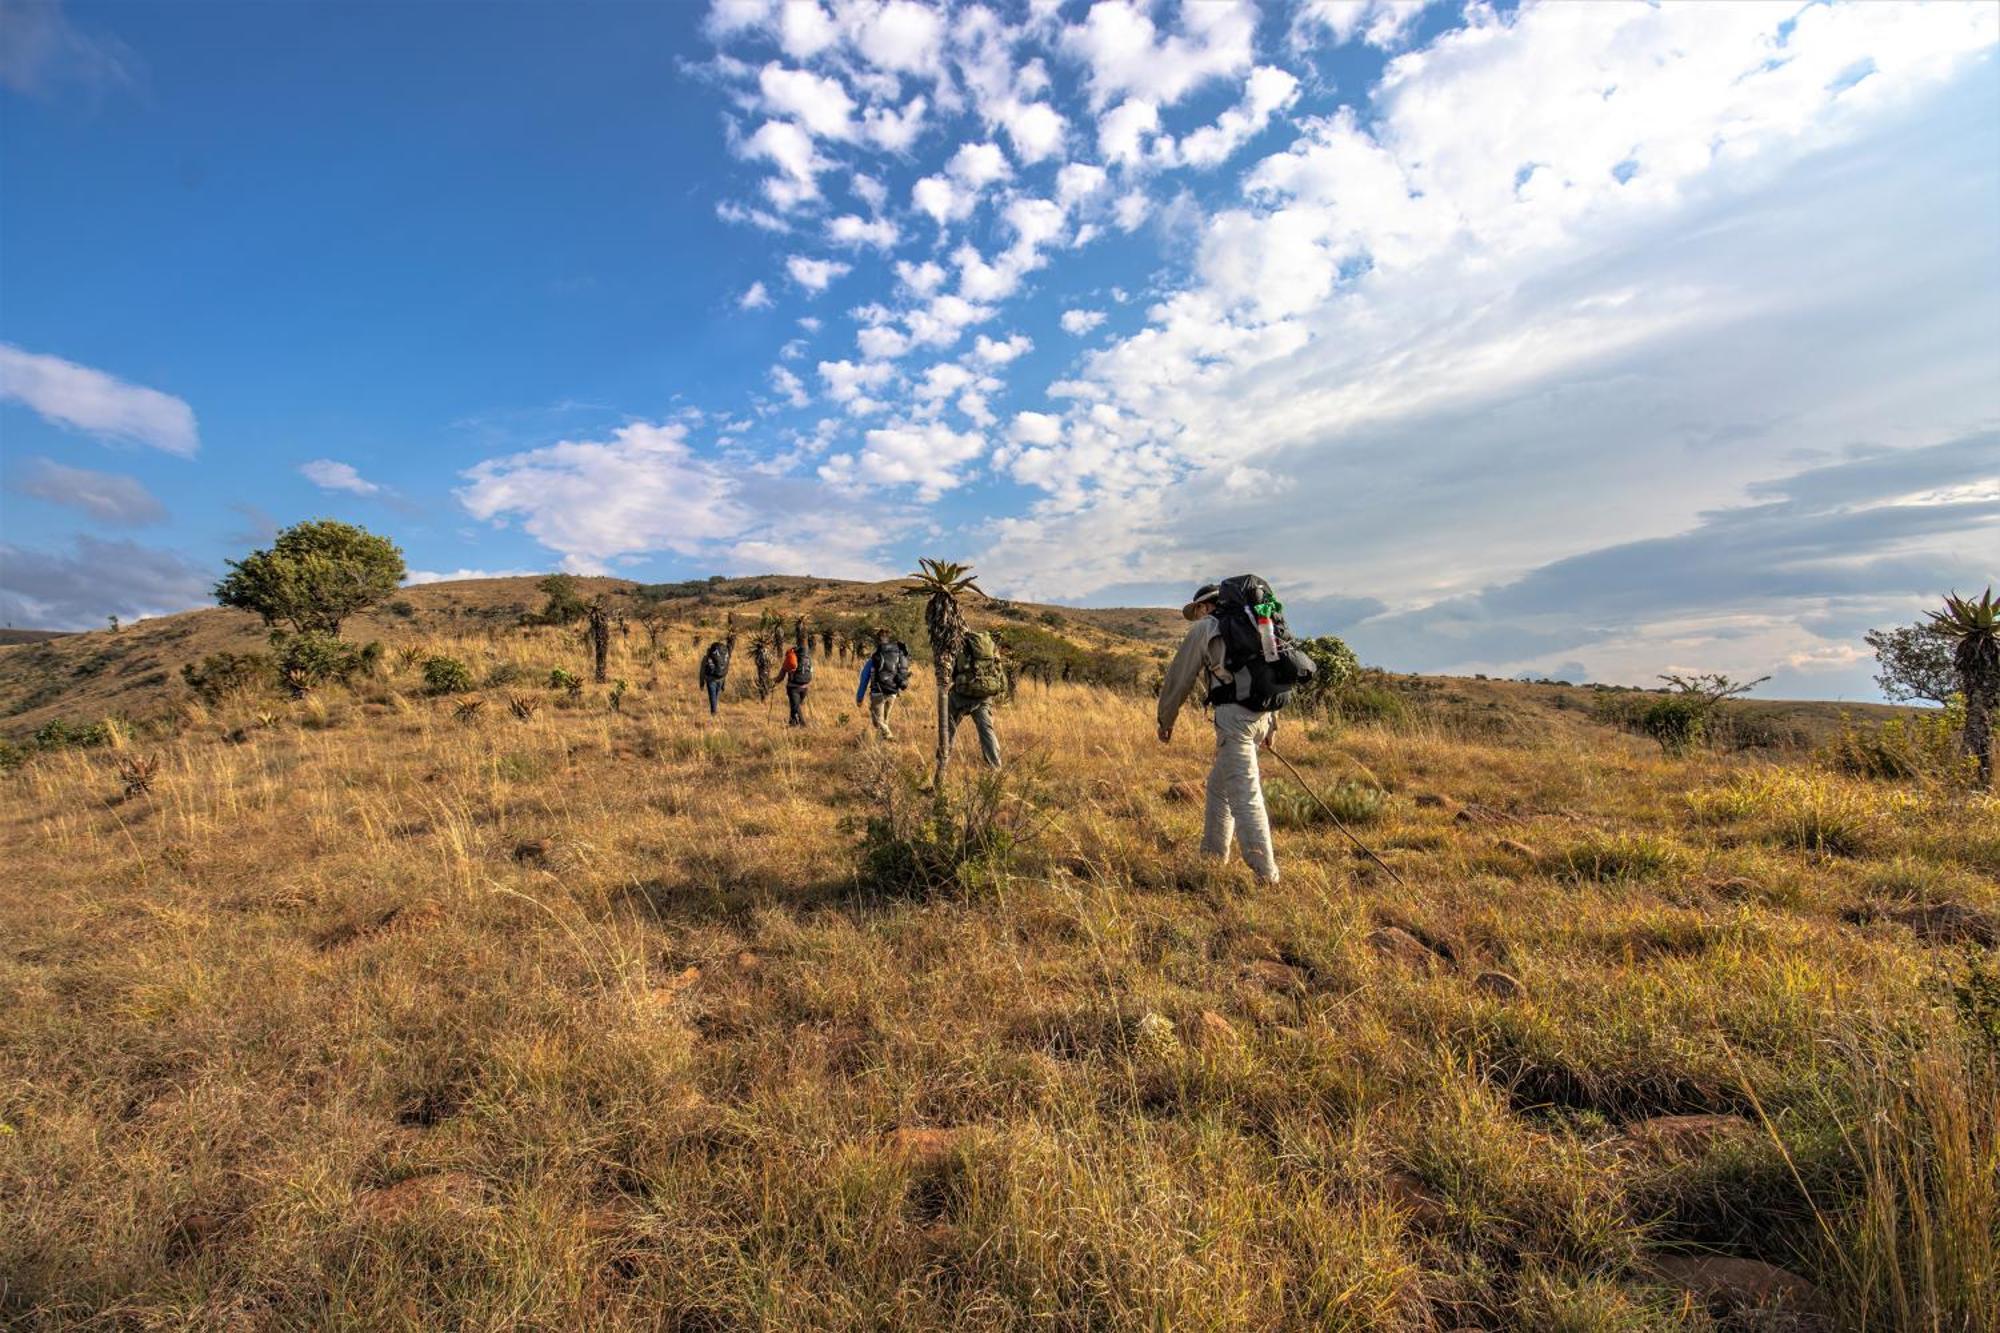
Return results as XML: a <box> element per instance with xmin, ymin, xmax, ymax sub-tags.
<box><xmin>1181</xmin><ymin>583</ymin><xmax>1221</xmax><ymax>620</ymax></box>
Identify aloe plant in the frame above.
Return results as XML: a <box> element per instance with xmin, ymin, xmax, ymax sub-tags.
<box><xmin>1926</xmin><ymin>588</ymin><xmax>1998</xmax><ymax>787</ymax></box>
<box><xmin>906</xmin><ymin>559</ymin><xmax>984</xmax><ymax>786</ymax></box>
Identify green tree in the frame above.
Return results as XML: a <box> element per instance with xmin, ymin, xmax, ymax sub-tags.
<box><xmin>1865</xmin><ymin>620</ymin><xmax>1959</xmax><ymax>706</ymax></box>
<box><xmin>215</xmin><ymin>519</ymin><xmax>405</xmax><ymax>637</ymax></box>
<box><xmin>1293</xmin><ymin>635</ymin><xmax>1360</xmax><ymax>714</ymax></box>
<box><xmin>536</xmin><ymin>574</ymin><xmax>587</xmax><ymax>625</ymax></box>
<box><xmin>1926</xmin><ymin>588</ymin><xmax>1999</xmax><ymax>788</ymax></box>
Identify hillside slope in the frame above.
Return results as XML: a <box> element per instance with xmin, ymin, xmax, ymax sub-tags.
<box><xmin>2</xmin><ymin>611</ymin><xmax>1993</xmax><ymax>1328</ymax></box>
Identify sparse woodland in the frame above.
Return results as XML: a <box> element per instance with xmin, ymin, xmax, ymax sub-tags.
<box><xmin>1</xmin><ymin>585</ymin><xmax>1996</xmax><ymax>1331</ymax></box>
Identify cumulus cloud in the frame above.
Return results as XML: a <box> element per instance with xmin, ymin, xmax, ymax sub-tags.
<box><xmin>822</xmin><ymin>419</ymin><xmax>985</xmax><ymax>500</ymax></box>
<box><xmin>0</xmin><ymin>343</ymin><xmax>198</xmax><ymax>456</ymax></box>
<box><xmin>786</xmin><ymin>254</ymin><xmax>852</xmax><ymax>292</ymax></box>
<box><xmin>1060</xmin><ymin>0</ymin><xmax>1255</xmax><ymax>110</ymax></box>
<box><xmin>1060</xmin><ymin>309</ymin><xmax>1107</xmax><ymax>336</ymax></box>
<box><xmin>827</xmin><ymin>213</ymin><xmax>899</xmax><ymax>249</ymax></box>
<box><xmin>739</xmin><ymin>280</ymin><xmax>773</xmax><ymax>309</ymax></box>
<box><xmin>300</xmin><ymin>459</ymin><xmax>383</xmax><ymax>496</ymax></box>
<box><xmin>7</xmin><ymin>456</ymin><xmax>166</xmax><ymax>525</ymax></box>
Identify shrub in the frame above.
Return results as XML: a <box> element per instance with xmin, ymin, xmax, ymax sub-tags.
<box><xmin>856</xmin><ymin>770</ymin><xmax>1017</xmax><ymax>896</ymax></box>
<box><xmin>214</xmin><ymin>519</ymin><xmax>405</xmax><ymax>637</ymax></box>
<box><xmin>276</xmin><ymin>631</ymin><xmax>366</xmax><ymax>695</ymax></box>
<box><xmin>547</xmin><ymin>667</ymin><xmax>581</xmax><ymax>692</ymax></box>
<box><xmin>1292</xmin><ymin>635</ymin><xmax>1360</xmax><ymax>714</ymax></box>
<box><xmin>1334</xmin><ymin>683</ymin><xmax>1408</xmax><ymax>725</ymax></box>
<box><xmin>385</xmin><ymin>599</ymin><xmax>418</xmax><ymax>620</ymax></box>
<box><xmin>1639</xmin><ymin>696</ymin><xmax>1708</xmax><ymax>756</ymax></box>
<box><xmin>0</xmin><ymin>739</ymin><xmax>28</xmax><ymax>771</ymax></box>
<box><xmin>422</xmin><ymin>656</ymin><xmax>476</xmax><ymax>695</ymax></box>
<box><xmin>484</xmin><ymin>662</ymin><xmax>524</xmax><ymax>688</ymax></box>
<box><xmin>1823</xmin><ymin>701</ymin><xmax>1973</xmax><ymax>785</ymax></box>
<box><xmin>32</xmin><ymin>718</ymin><xmax>115</xmax><ymax>751</ymax></box>
<box><xmin>180</xmin><ymin>651</ymin><xmax>275</xmax><ymax>704</ymax></box>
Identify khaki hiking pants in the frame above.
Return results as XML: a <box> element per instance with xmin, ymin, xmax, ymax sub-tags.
<box><xmin>1205</xmin><ymin>703</ymin><xmax>1278</xmax><ymax>883</ymax></box>
<box><xmin>869</xmin><ymin>691</ymin><xmax>897</xmax><ymax>738</ymax></box>
<box><xmin>947</xmin><ymin>692</ymin><xmax>1001</xmax><ymax>769</ymax></box>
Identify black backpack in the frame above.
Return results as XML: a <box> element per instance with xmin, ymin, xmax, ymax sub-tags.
<box><xmin>701</xmin><ymin>642</ymin><xmax>729</xmax><ymax>681</ymax></box>
<box><xmin>791</xmin><ymin>647</ymin><xmax>814</xmax><ymax>687</ymax></box>
<box><xmin>872</xmin><ymin>642</ymin><xmax>911</xmax><ymax>695</ymax></box>
<box><xmin>1205</xmin><ymin>574</ymin><xmax>1316</xmax><ymax>713</ymax></box>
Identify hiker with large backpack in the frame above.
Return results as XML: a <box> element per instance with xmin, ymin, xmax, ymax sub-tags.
<box><xmin>777</xmin><ymin>639</ymin><xmax>813</xmax><ymax>727</ymax></box>
<box><xmin>698</xmin><ymin>639</ymin><xmax>731</xmax><ymax>716</ymax></box>
<box><xmin>855</xmin><ymin>630</ymin><xmax>912</xmax><ymax>739</ymax></box>
<box><xmin>1156</xmin><ymin>577</ymin><xmax>1316</xmax><ymax>885</ymax></box>
<box><xmin>945</xmin><ymin>627</ymin><xmax>1007</xmax><ymax>769</ymax></box>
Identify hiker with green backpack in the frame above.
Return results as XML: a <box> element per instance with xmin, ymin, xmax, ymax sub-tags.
<box><xmin>946</xmin><ymin>628</ymin><xmax>1007</xmax><ymax>769</ymax></box>
<box><xmin>1157</xmin><ymin>577</ymin><xmax>1316</xmax><ymax>885</ymax></box>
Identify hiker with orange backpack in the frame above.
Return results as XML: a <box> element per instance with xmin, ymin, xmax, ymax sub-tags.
<box><xmin>1157</xmin><ymin>578</ymin><xmax>1315</xmax><ymax>885</ymax></box>
<box><xmin>776</xmin><ymin>638</ymin><xmax>812</xmax><ymax>727</ymax></box>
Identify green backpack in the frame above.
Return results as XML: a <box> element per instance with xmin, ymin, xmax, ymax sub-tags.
<box><xmin>955</xmin><ymin>631</ymin><xmax>1007</xmax><ymax>701</ymax></box>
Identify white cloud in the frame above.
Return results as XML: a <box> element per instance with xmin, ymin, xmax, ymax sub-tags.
<box><xmin>403</xmin><ymin>568</ymin><xmax>537</xmax><ymax>586</ymax></box>
<box><xmin>1010</xmin><ymin>411</ymin><xmax>1063</xmax><ymax>446</ymax></box>
<box><xmin>0</xmin><ymin>344</ymin><xmax>198</xmax><ymax>456</ymax></box>
<box><xmin>770</xmin><ymin>364</ymin><xmax>811</xmax><ymax>407</ymax></box>
<box><xmin>948</xmin><ymin>139</ymin><xmax>1012</xmax><ymax>188</ymax></box>
<box><xmin>818</xmin><ymin>357</ymin><xmax>896</xmax><ymax>404</ymax></box>
<box><xmin>828</xmin><ymin>213</ymin><xmax>900</xmax><ymax>249</ymax></box>
<box><xmin>896</xmin><ymin>258</ymin><xmax>948</xmax><ymax>294</ymax></box>
<box><xmin>300</xmin><ymin>459</ymin><xmax>383</xmax><ymax>496</ymax></box>
<box><xmin>741</xmin><ymin>118</ymin><xmax>825</xmax><ymax>208</ymax></box>
<box><xmin>1060</xmin><ymin>309</ymin><xmax>1107</xmax><ymax>336</ymax></box>
<box><xmin>739</xmin><ymin>280</ymin><xmax>773</xmax><ymax>309</ymax></box>
<box><xmin>849</xmin><ymin>172</ymin><xmax>888</xmax><ymax>211</ymax></box>
<box><xmin>1056</xmin><ymin>161</ymin><xmax>1108</xmax><ymax>208</ymax></box>
<box><xmin>971</xmin><ymin>332</ymin><xmax>1033</xmax><ymax>366</ymax></box>
<box><xmin>856</xmin><ymin>323</ymin><xmax>912</xmax><ymax>360</ymax></box>
<box><xmin>861</xmin><ymin>96</ymin><xmax>928</xmax><ymax>150</ymax></box>
<box><xmin>1112</xmin><ymin>189</ymin><xmax>1150</xmax><ymax>231</ymax></box>
<box><xmin>779</xmin><ymin>1</ymin><xmax>838</xmax><ymax>58</ymax></box>
<box><xmin>786</xmin><ymin>254</ymin><xmax>852</xmax><ymax>292</ymax></box>
<box><xmin>1293</xmin><ymin>0</ymin><xmax>1430</xmax><ymax>52</ymax></box>
<box><xmin>1176</xmin><ymin>65</ymin><xmax>1300</xmax><ymax>167</ymax></box>
<box><xmin>757</xmin><ymin>62</ymin><xmax>855</xmax><ymax>140</ymax></box>
<box><xmin>1061</xmin><ymin>0</ymin><xmax>1256</xmax><ymax>110</ymax></box>
<box><xmin>830</xmin><ymin>420</ymin><xmax>986</xmax><ymax>499</ymax></box>
<box><xmin>1000</xmin><ymin>100</ymin><xmax>1067</xmax><ymax>163</ymax></box>
<box><xmin>911</xmin><ymin>172</ymin><xmax>976</xmax><ymax>224</ymax></box>
<box><xmin>1097</xmin><ymin>98</ymin><xmax>1160</xmax><ymax>165</ymax></box>
<box><xmin>458</xmin><ymin>421</ymin><xmax>747</xmax><ymax>572</ymax></box>
<box><xmin>846</xmin><ymin>0</ymin><xmax>946</xmax><ymax>77</ymax></box>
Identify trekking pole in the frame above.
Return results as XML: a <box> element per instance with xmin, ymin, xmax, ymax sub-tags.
<box><xmin>1265</xmin><ymin>742</ymin><xmax>1407</xmax><ymax>888</ymax></box>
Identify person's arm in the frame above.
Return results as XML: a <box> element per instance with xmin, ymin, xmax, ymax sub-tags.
<box><xmin>857</xmin><ymin>657</ymin><xmax>874</xmax><ymax>703</ymax></box>
<box><xmin>1156</xmin><ymin>619</ymin><xmax>1216</xmax><ymax>738</ymax></box>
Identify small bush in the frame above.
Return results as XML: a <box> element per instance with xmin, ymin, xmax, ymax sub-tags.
<box><xmin>385</xmin><ymin>599</ymin><xmax>417</xmax><ymax>619</ymax></box>
<box><xmin>422</xmin><ymin>656</ymin><xmax>476</xmax><ymax>695</ymax></box>
<box><xmin>1823</xmin><ymin>701</ymin><xmax>1972</xmax><ymax>785</ymax></box>
<box><xmin>1639</xmin><ymin>696</ymin><xmax>1707</xmax><ymax>755</ymax></box>
<box><xmin>276</xmin><ymin>632</ymin><xmax>366</xmax><ymax>695</ymax></box>
<box><xmin>547</xmin><ymin>667</ymin><xmax>581</xmax><ymax>692</ymax></box>
<box><xmin>484</xmin><ymin>662</ymin><xmax>524</xmax><ymax>688</ymax></box>
<box><xmin>1334</xmin><ymin>684</ymin><xmax>1408</xmax><ymax>725</ymax></box>
<box><xmin>180</xmin><ymin>651</ymin><xmax>275</xmax><ymax>704</ymax></box>
<box><xmin>0</xmin><ymin>739</ymin><xmax>28</xmax><ymax>771</ymax></box>
<box><xmin>856</xmin><ymin>770</ymin><xmax>1017</xmax><ymax>896</ymax></box>
<box><xmin>32</xmin><ymin>718</ymin><xmax>115</xmax><ymax>751</ymax></box>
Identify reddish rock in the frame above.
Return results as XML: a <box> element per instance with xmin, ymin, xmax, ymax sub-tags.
<box><xmin>1472</xmin><ymin>970</ymin><xmax>1526</xmax><ymax>1001</ymax></box>
<box><xmin>1645</xmin><ymin>1254</ymin><xmax>1833</xmax><ymax>1325</ymax></box>
<box><xmin>1164</xmin><ymin>781</ymin><xmax>1203</xmax><ymax>804</ymax></box>
<box><xmin>1368</xmin><ymin>926</ymin><xmax>1439</xmax><ymax>971</ymax></box>
<box><xmin>1188</xmin><ymin>1010</ymin><xmax>1237</xmax><ymax>1049</ymax></box>
<box><xmin>355</xmin><ymin>1171</ymin><xmax>483</xmax><ymax>1222</ymax></box>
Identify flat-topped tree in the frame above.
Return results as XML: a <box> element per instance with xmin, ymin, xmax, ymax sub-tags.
<box><xmin>214</xmin><ymin>519</ymin><xmax>405</xmax><ymax>638</ymax></box>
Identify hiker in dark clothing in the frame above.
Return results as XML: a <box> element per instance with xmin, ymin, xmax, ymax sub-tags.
<box><xmin>946</xmin><ymin>628</ymin><xmax>1006</xmax><ymax>769</ymax></box>
<box><xmin>698</xmin><ymin>639</ymin><xmax>731</xmax><ymax>716</ymax></box>
<box><xmin>777</xmin><ymin>641</ymin><xmax>812</xmax><ymax>726</ymax></box>
<box><xmin>855</xmin><ymin>631</ymin><xmax>912</xmax><ymax>738</ymax></box>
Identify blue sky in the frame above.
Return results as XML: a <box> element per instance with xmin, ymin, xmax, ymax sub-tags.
<box><xmin>2</xmin><ymin>0</ymin><xmax>1996</xmax><ymax>698</ymax></box>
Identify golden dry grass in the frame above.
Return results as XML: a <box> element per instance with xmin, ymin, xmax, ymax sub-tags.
<box><xmin>2</xmin><ymin>620</ymin><xmax>1996</xmax><ymax>1330</ymax></box>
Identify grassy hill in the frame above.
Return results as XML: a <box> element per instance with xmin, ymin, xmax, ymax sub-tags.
<box><xmin>2</xmin><ymin>579</ymin><xmax>1993</xmax><ymax>1328</ymax></box>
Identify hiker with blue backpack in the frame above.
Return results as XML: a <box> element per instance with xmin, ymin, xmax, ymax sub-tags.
<box><xmin>1157</xmin><ymin>577</ymin><xmax>1316</xmax><ymax>886</ymax></box>
<box><xmin>698</xmin><ymin>637</ymin><xmax>731</xmax><ymax>716</ymax></box>
<box><xmin>856</xmin><ymin>631</ymin><xmax>912</xmax><ymax>738</ymax></box>
<box><xmin>945</xmin><ymin>627</ymin><xmax>1007</xmax><ymax>769</ymax></box>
